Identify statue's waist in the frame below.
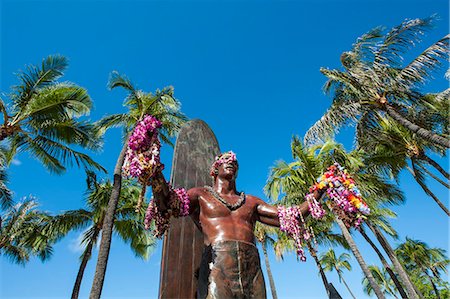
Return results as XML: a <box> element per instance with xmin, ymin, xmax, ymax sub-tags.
<box><xmin>201</xmin><ymin>240</ymin><xmax>261</xmax><ymax>272</ymax></box>
<box><xmin>206</xmin><ymin>239</ymin><xmax>257</xmax><ymax>252</ymax></box>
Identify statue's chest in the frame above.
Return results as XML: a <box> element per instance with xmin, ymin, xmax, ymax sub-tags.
<box><xmin>199</xmin><ymin>196</ymin><xmax>256</xmax><ymax>221</ymax></box>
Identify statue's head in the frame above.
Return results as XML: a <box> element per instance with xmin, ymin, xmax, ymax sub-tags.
<box><xmin>210</xmin><ymin>151</ymin><xmax>239</xmax><ymax>180</ymax></box>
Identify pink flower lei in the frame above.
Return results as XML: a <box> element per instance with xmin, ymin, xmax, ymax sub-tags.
<box><xmin>122</xmin><ymin>114</ymin><xmax>191</xmax><ymax>235</ymax></box>
<box><xmin>123</xmin><ymin>115</ymin><xmax>164</xmax><ymax>181</ymax></box>
<box><xmin>144</xmin><ymin>187</ymin><xmax>190</xmax><ymax>238</ymax></box>
<box><xmin>277</xmin><ymin>206</ymin><xmax>316</xmax><ymax>262</ymax></box>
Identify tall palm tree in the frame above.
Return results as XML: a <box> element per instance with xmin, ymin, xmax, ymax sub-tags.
<box><xmin>320</xmin><ymin>248</ymin><xmax>356</xmax><ymax>299</ymax></box>
<box><xmin>366</xmin><ymin>223</ymin><xmax>424</xmax><ymax>299</ymax></box>
<box><xmin>254</xmin><ymin>222</ymin><xmax>279</xmax><ymax>299</ymax></box>
<box><xmin>357</xmin><ymin>207</ymin><xmax>409</xmax><ymax>299</ymax></box>
<box><xmin>49</xmin><ymin>176</ymin><xmax>155</xmax><ymax>299</ymax></box>
<box><xmin>362</xmin><ymin>265</ymin><xmax>399</xmax><ymax>298</ymax></box>
<box><xmin>89</xmin><ymin>72</ymin><xmax>186</xmax><ymax>299</ymax></box>
<box><xmin>0</xmin><ymin>55</ymin><xmax>104</xmax><ymax>174</ymax></box>
<box><xmin>0</xmin><ymin>200</ymin><xmax>53</xmax><ymax>264</ymax></box>
<box><xmin>395</xmin><ymin>238</ymin><xmax>450</xmax><ymax>299</ymax></box>
<box><xmin>304</xmin><ymin>17</ymin><xmax>450</xmax><ymax>148</ymax></box>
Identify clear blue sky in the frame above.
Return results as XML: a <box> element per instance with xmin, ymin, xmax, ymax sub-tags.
<box><xmin>0</xmin><ymin>0</ymin><xmax>448</xmax><ymax>298</ymax></box>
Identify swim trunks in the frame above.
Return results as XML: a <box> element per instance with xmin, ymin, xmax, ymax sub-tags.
<box><xmin>197</xmin><ymin>240</ymin><xmax>266</xmax><ymax>299</ymax></box>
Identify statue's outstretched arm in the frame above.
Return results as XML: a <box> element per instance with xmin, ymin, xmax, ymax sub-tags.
<box><xmin>256</xmin><ymin>190</ymin><xmax>323</xmax><ymax>227</ymax></box>
<box><xmin>150</xmin><ymin>171</ymin><xmax>171</xmax><ymax>212</ymax></box>
<box><xmin>150</xmin><ymin>171</ymin><xmax>200</xmax><ymax>216</ymax></box>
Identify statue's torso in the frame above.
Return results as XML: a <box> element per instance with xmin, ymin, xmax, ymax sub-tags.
<box><xmin>192</xmin><ymin>188</ymin><xmax>259</xmax><ymax>246</ymax></box>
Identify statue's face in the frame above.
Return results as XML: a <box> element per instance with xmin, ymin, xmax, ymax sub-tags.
<box><xmin>217</xmin><ymin>160</ymin><xmax>238</xmax><ymax>179</ymax></box>
<box><xmin>210</xmin><ymin>151</ymin><xmax>239</xmax><ymax>179</ymax></box>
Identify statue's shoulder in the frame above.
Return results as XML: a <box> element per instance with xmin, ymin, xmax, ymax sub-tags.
<box><xmin>244</xmin><ymin>194</ymin><xmax>265</xmax><ymax>205</ymax></box>
<box><xmin>188</xmin><ymin>186</ymin><xmax>209</xmax><ymax>196</ymax></box>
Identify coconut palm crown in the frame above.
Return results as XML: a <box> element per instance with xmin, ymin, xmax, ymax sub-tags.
<box><xmin>0</xmin><ymin>55</ymin><xmax>104</xmax><ymax>174</ymax></box>
<box><xmin>304</xmin><ymin>16</ymin><xmax>449</xmax><ymax>148</ymax></box>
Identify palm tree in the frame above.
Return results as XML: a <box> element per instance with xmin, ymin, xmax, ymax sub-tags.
<box><xmin>395</xmin><ymin>238</ymin><xmax>450</xmax><ymax>299</ymax></box>
<box><xmin>49</xmin><ymin>176</ymin><xmax>155</xmax><ymax>299</ymax></box>
<box><xmin>332</xmin><ymin>215</ymin><xmax>386</xmax><ymax>299</ymax></box>
<box><xmin>265</xmin><ymin>139</ymin><xmax>345</xmax><ymax>297</ymax></box>
<box><xmin>363</xmin><ymin>265</ymin><xmax>399</xmax><ymax>298</ymax></box>
<box><xmin>406</xmin><ymin>269</ymin><xmax>450</xmax><ymax>299</ymax></box>
<box><xmin>89</xmin><ymin>71</ymin><xmax>186</xmax><ymax>299</ymax></box>
<box><xmin>320</xmin><ymin>248</ymin><xmax>356</xmax><ymax>299</ymax></box>
<box><xmin>265</xmin><ymin>137</ymin><xmax>388</xmax><ymax>298</ymax></box>
<box><xmin>0</xmin><ymin>55</ymin><xmax>104</xmax><ymax>174</ymax></box>
<box><xmin>358</xmin><ymin>208</ymin><xmax>409</xmax><ymax>298</ymax></box>
<box><xmin>366</xmin><ymin>223</ymin><xmax>424</xmax><ymax>299</ymax></box>
<box><xmin>360</xmin><ymin>111</ymin><xmax>449</xmax><ymax>215</ymax></box>
<box><xmin>254</xmin><ymin>222</ymin><xmax>278</xmax><ymax>299</ymax></box>
<box><xmin>0</xmin><ymin>200</ymin><xmax>53</xmax><ymax>264</ymax></box>
<box><xmin>304</xmin><ymin>17</ymin><xmax>450</xmax><ymax>148</ymax></box>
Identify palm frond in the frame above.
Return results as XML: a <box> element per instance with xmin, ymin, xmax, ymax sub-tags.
<box><xmin>0</xmin><ymin>174</ymin><xmax>13</xmax><ymax>210</ymax></box>
<box><xmin>21</xmin><ymin>134</ymin><xmax>65</xmax><ymax>173</ymax></box>
<box><xmin>113</xmin><ymin>219</ymin><xmax>155</xmax><ymax>260</ymax></box>
<box><xmin>12</xmin><ymin>55</ymin><xmax>68</xmax><ymax>111</ymax></box>
<box><xmin>397</xmin><ymin>34</ymin><xmax>449</xmax><ymax>87</ymax></box>
<box><xmin>108</xmin><ymin>71</ymin><xmax>143</xmax><ymax>115</ymax></box>
<box><xmin>44</xmin><ymin>209</ymin><xmax>92</xmax><ymax>240</ymax></box>
<box><xmin>108</xmin><ymin>71</ymin><xmax>136</xmax><ymax>93</ymax></box>
<box><xmin>374</xmin><ymin>17</ymin><xmax>435</xmax><ymax>67</ymax></box>
<box><xmin>23</xmin><ymin>134</ymin><xmax>105</xmax><ymax>174</ymax></box>
<box><xmin>29</xmin><ymin>119</ymin><xmax>102</xmax><ymax>151</ymax></box>
<box><xmin>94</xmin><ymin>113</ymin><xmax>130</xmax><ymax>134</ymax></box>
<box><xmin>350</xmin><ymin>27</ymin><xmax>384</xmax><ymax>63</ymax></box>
<box><xmin>17</xmin><ymin>83</ymin><xmax>92</xmax><ymax>123</ymax></box>
<box><xmin>304</xmin><ymin>101</ymin><xmax>362</xmax><ymax>146</ymax></box>
<box><xmin>0</xmin><ymin>199</ymin><xmax>55</xmax><ymax>264</ymax></box>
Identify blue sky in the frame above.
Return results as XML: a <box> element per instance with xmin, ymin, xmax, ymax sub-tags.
<box><xmin>0</xmin><ymin>0</ymin><xmax>448</xmax><ymax>298</ymax></box>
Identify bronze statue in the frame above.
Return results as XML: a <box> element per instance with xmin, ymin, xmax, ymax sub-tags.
<box><xmin>151</xmin><ymin>151</ymin><xmax>321</xmax><ymax>298</ymax></box>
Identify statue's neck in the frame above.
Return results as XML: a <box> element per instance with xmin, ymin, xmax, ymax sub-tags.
<box><xmin>214</xmin><ymin>177</ymin><xmax>237</xmax><ymax>195</ymax></box>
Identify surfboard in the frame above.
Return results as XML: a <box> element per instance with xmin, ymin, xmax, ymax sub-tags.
<box><xmin>158</xmin><ymin>119</ymin><xmax>220</xmax><ymax>298</ymax></box>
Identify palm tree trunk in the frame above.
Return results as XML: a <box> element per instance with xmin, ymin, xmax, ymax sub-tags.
<box><xmin>417</xmin><ymin>163</ymin><xmax>450</xmax><ymax>189</ymax></box>
<box><xmin>418</xmin><ymin>153</ymin><xmax>450</xmax><ymax>180</ymax></box>
<box><xmin>262</xmin><ymin>243</ymin><xmax>278</xmax><ymax>299</ymax></box>
<box><xmin>383</xmin><ymin>103</ymin><xmax>450</xmax><ymax>148</ymax></box>
<box><xmin>72</xmin><ymin>228</ymin><xmax>100</xmax><ymax>299</ymax></box>
<box><xmin>89</xmin><ymin>140</ymin><xmax>129</xmax><ymax>299</ymax></box>
<box><xmin>367</xmin><ymin>223</ymin><xmax>424</xmax><ymax>299</ymax></box>
<box><xmin>333</xmin><ymin>215</ymin><xmax>385</xmax><ymax>299</ymax></box>
<box><xmin>425</xmin><ymin>272</ymin><xmax>441</xmax><ymax>299</ymax></box>
<box><xmin>336</xmin><ymin>270</ymin><xmax>356</xmax><ymax>299</ymax></box>
<box><xmin>305</xmin><ymin>241</ymin><xmax>330</xmax><ymax>298</ymax></box>
<box><xmin>359</xmin><ymin>227</ymin><xmax>408</xmax><ymax>298</ymax></box>
<box><xmin>407</xmin><ymin>164</ymin><xmax>450</xmax><ymax>216</ymax></box>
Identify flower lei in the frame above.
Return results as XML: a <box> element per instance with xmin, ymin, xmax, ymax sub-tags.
<box><xmin>122</xmin><ymin>115</ymin><xmax>164</xmax><ymax>211</ymax></box>
<box><xmin>121</xmin><ymin>114</ymin><xmax>190</xmax><ymax>237</ymax></box>
<box><xmin>277</xmin><ymin>206</ymin><xmax>317</xmax><ymax>262</ymax></box>
<box><xmin>307</xmin><ymin>163</ymin><xmax>370</xmax><ymax>228</ymax></box>
<box><xmin>144</xmin><ymin>187</ymin><xmax>190</xmax><ymax>238</ymax></box>
<box><xmin>278</xmin><ymin>163</ymin><xmax>370</xmax><ymax>261</ymax></box>
<box><xmin>123</xmin><ymin>115</ymin><xmax>163</xmax><ymax>181</ymax></box>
